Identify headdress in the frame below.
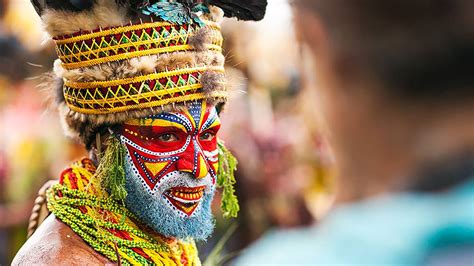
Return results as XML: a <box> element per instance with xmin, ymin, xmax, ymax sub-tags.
<box><xmin>31</xmin><ymin>0</ymin><xmax>267</xmax><ymax>219</ymax></box>
<box><xmin>31</xmin><ymin>0</ymin><xmax>267</xmax><ymax>148</ymax></box>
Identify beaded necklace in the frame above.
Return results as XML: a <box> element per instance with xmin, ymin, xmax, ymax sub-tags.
<box><xmin>47</xmin><ymin>158</ymin><xmax>200</xmax><ymax>265</ymax></box>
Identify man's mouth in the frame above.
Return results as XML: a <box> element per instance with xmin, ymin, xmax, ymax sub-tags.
<box><xmin>164</xmin><ymin>186</ymin><xmax>206</xmax><ymax>216</ymax></box>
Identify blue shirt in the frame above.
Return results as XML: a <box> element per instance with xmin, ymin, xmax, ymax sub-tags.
<box><xmin>236</xmin><ymin>180</ymin><xmax>474</xmax><ymax>265</ymax></box>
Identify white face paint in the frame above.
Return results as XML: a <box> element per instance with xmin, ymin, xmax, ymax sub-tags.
<box><xmin>120</xmin><ymin>101</ymin><xmax>220</xmax><ymax>239</ymax></box>
<box><xmin>123</xmin><ymin>144</ymin><xmax>215</xmax><ymax>218</ymax></box>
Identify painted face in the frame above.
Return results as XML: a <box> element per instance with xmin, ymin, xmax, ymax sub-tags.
<box><xmin>119</xmin><ymin>101</ymin><xmax>221</xmax><ymax>239</ymax></box>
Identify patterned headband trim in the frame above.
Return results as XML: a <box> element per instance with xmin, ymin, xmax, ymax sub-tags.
<box><xmin>64</xmin><ymin>66</ymin><xmax>226</xmax><ymax>115</ymax></box>
<box><xmin>54</xmin><ymin>21</ymin><xmax>223</xmax><ymax>70</ymax></box>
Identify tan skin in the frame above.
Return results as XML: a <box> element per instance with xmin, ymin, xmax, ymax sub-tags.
<box><xmin>293</xmin><ymin>9</ymin><xmax>474</xmax><ymax>202</ymax></box>
<box><xmin>13</xmin><ymin>213</ymin><xmax>181</xmax><ymax>265</ymax></box>
<box><xmin>12</xmin><ymin>215</ymin><xmax>112</xmax><ymax>265</ymax></box>
<box><xmin>12</xmin><ymin>151</ymin><xmax>181</xmax><ymax>265</ymax></box>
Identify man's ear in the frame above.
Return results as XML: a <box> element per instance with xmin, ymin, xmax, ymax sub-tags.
<box><xmin>209</xmin><ymin>0</ymin><xmax>268</xmax><ymax>21</ymax></box>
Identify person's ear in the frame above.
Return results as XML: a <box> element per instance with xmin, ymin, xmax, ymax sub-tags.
<box><xmin>292</xmin><ymin>7</ymin><xmax>328</xmax><ymax>57</ymax></box>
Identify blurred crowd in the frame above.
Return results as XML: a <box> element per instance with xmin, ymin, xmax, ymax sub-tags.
<box><xmin>0</xmin><ymin>0</ymin><xmax>90</xmax><ymax>263</ymax></box>
<box><xmin>0</xmin><ymin>0</ymin><xmax>334</xmax><ymax>263</ymax></box>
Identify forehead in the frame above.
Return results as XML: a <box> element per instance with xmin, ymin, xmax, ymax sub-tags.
<box><xmin>124</xmin><ymin>102</ymin><xmax>220</xmax><ymax>129</ymax></box>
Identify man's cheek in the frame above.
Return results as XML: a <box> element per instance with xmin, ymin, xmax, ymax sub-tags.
<box><xmin>199</xmin><ymin>139</ymin><xmax>218</xmax><ymax>153</ymax></box>
<box><xmin>201</xmin><ymin>142</ymin><xmax>219</xmax><ymax>178</ymax></box>
<box><xmin>144</xmin><ymin>139</ymin><xmax>187</xmax><ymax>152</ymax></box>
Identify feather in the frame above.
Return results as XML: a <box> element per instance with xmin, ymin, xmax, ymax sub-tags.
<box><xmin>115</xmin><ymin>0</ymin><xmax>150</xmax><ymax>9</ymax></box>
<box><xmin>30</xmin><ymin>0</ymin><xmax>45</xmax><ymax>15</ymax></box>
<box><xmin>31</xmin><ymin>0</ymin><xmax>95</xmax><ymax>15</ymax></box>
<box><xmin>69</xmin><ymin>0</ymin><xmax>94</xmax><ymax>10</ymax></box>
<box><xmin>206</xmin><ymin>0</ymin><xmax>267</xmax><ymax>21</ymax></box>
<box><xmin>32</xmin><ymin>0</ymin><xmax>267</xmax><ymax>21</ymax></box>
<box><xmin>141</xmin><ymin>2</ymin><xmax>206</xmax><ymax>26</ymax></box>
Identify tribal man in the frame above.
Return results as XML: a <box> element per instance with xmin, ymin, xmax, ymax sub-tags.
<box><xmin>13</xmin><ymin>0</ymin><xmax>266</xmax><ymax>264</ymax></box>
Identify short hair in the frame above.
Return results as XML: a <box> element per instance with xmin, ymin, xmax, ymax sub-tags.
<box><xmin>294</xmin><ymin>0</ymin><xmax>474</xmax><ymax>103</ymax></box>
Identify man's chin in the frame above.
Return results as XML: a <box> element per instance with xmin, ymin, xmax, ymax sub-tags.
<box><xmin>140</xmin><ymin>195</ymin><xmax>216</xmax><ymax>241</ymax></box>
<box><xmin>124</xmin><ymin>181</ymin><xmax>216</xmax><ymax>240</ymax></box>
<box><xmin>123</xmin><ymin>160</ymin><xmax>216</xmax><ymax>240</ymax></box>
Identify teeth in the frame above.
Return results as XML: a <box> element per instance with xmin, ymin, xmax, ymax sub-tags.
<box><xmin>167</xmin><ymin>191</ymin><xmax>204</xmax><ymax>204</ymax></box>
<box><xmin>165</xmin><ymin>187</ymin><xmax>207</xmax><ymax>216</ymax></box>
<box><xmin>168</xmin><ymin>187</ymin><xmax>205</xmax><ymax>202</ymax></box>
<box><xmin>165</xmin><ymin>194</ymin><xmax>200</xmax><ymax>216</ymax></box>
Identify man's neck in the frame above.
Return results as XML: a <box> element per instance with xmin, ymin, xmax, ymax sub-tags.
<box><xmin>335</xmin><ymin>104</ymin><xmax>474</xmax><ymax>203</ymax></box>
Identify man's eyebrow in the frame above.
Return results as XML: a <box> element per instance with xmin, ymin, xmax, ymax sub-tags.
<box><xmin>202</xmin><ymin>119</ymin><xmax>221</xmax><ymax>131</ymax></box>
<box><xmin>139</xmin><ymin>117</ymin><xmax>190</xmax><ymax>132</ymax></box>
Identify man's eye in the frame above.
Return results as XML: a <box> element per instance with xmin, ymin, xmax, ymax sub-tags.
<box><xmin>158</xmin><ymin>133</ymin><xmax>178</xmax><ymax>142</ymax></box>
<box><xmin>199</xmin><ymin>132</ymin><xmax>215</xmax><ymax>141</ymax></box>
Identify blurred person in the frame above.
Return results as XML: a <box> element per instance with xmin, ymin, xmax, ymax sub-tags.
<box><xmin>13</xmin><ymin>0</ymin><xmax>267</xmax><ymax>265</ymax></box>
<box><xmin>0</xmin><ymin>8</ymin><xmax>43</xmax><ymax>263</ymax></box>
<box><xmin>237</xmin><ymin>0</ymin><xmax>474</xmax><ymax>265</ymax></box>
<box><xmin>216</xmin><ymin>16</ymin><xmax>321</xmax><ymax>254</ymax></box>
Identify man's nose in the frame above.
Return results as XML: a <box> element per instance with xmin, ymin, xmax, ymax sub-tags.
<box><xmin>176</xmin><ymin>140</ymin><xmax>209</xmax><ymax>179</ymax></box>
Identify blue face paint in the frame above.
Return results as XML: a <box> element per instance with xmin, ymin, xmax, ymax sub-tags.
<box><xmin>124</xmin><ymin>166</ymin><xmax>216</xmax><ymax>240</ymax></box>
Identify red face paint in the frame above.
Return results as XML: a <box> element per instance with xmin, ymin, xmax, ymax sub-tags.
<box><xmin>120</xmin><ymin>101</ymin><xmax>221</xmax><ymax>194</ymax></box>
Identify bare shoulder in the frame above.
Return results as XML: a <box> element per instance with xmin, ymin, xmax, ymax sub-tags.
<box><xmin>12</xmin><ymin>215</ymin><xmax>112</xmax><ymax>265</ymax></box>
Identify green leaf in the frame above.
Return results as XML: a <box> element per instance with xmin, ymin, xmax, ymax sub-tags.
<box><xmin>95</xmin><ymin>136</ymin><xmax>128</xmax><ymax>202</ymax></box>
<box><xmin>217</xmin><ymin>140</ymin><xmax>240</xmax><ymax>218</ymax></box>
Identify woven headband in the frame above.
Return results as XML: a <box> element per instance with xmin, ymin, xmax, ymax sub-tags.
<box><xmin>54</xmin><ymin>19</ymin><xmax>226</xmax><ymax>116</ymax></box>
<box><xmin>54</xmin><ymin>21</ymin><xmax>223</xmax><ymax>70</ymax></box>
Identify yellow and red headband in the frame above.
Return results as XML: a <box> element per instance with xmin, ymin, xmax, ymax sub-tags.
<box><xmin>55</xmin><ymin>20</ymin><xmax>226</xmax><ymax>116</ymax></box>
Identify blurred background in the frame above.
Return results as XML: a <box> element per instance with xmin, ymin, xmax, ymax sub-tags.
<box><xmin>0</xmin><ymin>0</ymin><xmax>335</xmax><ymax>263</ymax></box>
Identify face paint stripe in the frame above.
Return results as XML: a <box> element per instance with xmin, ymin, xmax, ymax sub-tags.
<box><xmin>193</xmin><ymin>139</ymin><xmax>214</xmax><ymax>179</ymax></box>
<box><xmin>121</xmin><ymin>135</ymin><xmax>191</xmax><ymax>157</ymax></box>
<box><xmin>173</xmin><ymin>112</ymin><xmax>194</xmax><ymax>132</ymax></box>
<box><xmin>198</xmin><ymin>101</ymin><xmax>207</xmax><ymax>130</ymax></box>
<box><xmin>212</xmin><ymin>162</ymin><xmax>219</xmax><ymax>173</ymax></box>
<box><xmin>126</xmin><ymin>144</ymin><xmax>179</xmax><ymax>191</ymax></box>
<box><xmin>206</xmin><ymin>156</ymin><xmax>218</xmax><ymax>163</ymax></box>
<box><xmin>192</xmin><ymin>139</ymin><xmax>200</xmax><ymax>175</ymax></box>
<box><xmin>202</xmin><ymin>108</ymin><xmax>220</xmax><ymax>131</ymax></box>
<box><xmin>142</xmin><ymin>119</ymin><xmax>188</xmax><ymax>133</ymax></box>
<box><xmin>154</xmin><ymin>113</ymin><xmax>193</xmax><ymax>132</ymax></box>
<box><xmin>144</xmin><ymin>161</ymin><xmax>170</xmax><ymax>177</ymax></box>
<box><xmin>188</xmin><ymin>101</ymin><xmax>203</xmax><ymax>131</ymax></box>
<box><xmin>197</xmin><ymin>155</ymin><xmax>208</xmax><ymax>179</ymax></box>
<box><xmin>209</xmin><ymin>116</ymin><xmax>221</xmax><ymax>130</ymax></box>
<box><xmin>203</xmin><ymin>149</ymin><xmax>218</xmax><ymax>157</ymax></box>
<box><xmin>125</xmin><ymin>113</ymin><xmax>192</xmax><ymax>133</ymax></box>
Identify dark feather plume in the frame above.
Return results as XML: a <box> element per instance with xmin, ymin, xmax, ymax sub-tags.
<box><xmin>30</xmin><ymin>0</ymin><xmax>268</xmax><ymax>21</ymax></box>
<box><xmin>30</xmin><ymin>0</ymin><xmax>95</xmax><ymax>15</ymax></box>
<box><xmin>116</xmin><ymin>0</ymin><xmax>268</xmax><ymax>21</ymax></box>
<box><xmin>206</xmin><ymin>0</ymin><xmax>267</xmax><ymax>21</ymax></box>
<box><xmin>30</xmin><ymin>0</ymin><xmax>45</xmax><ymax>15</ymax></box>
<box><xmin>115</xmin><ymin>0</ymin><xmax>152</xmax><ymax>9</ymax></box>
